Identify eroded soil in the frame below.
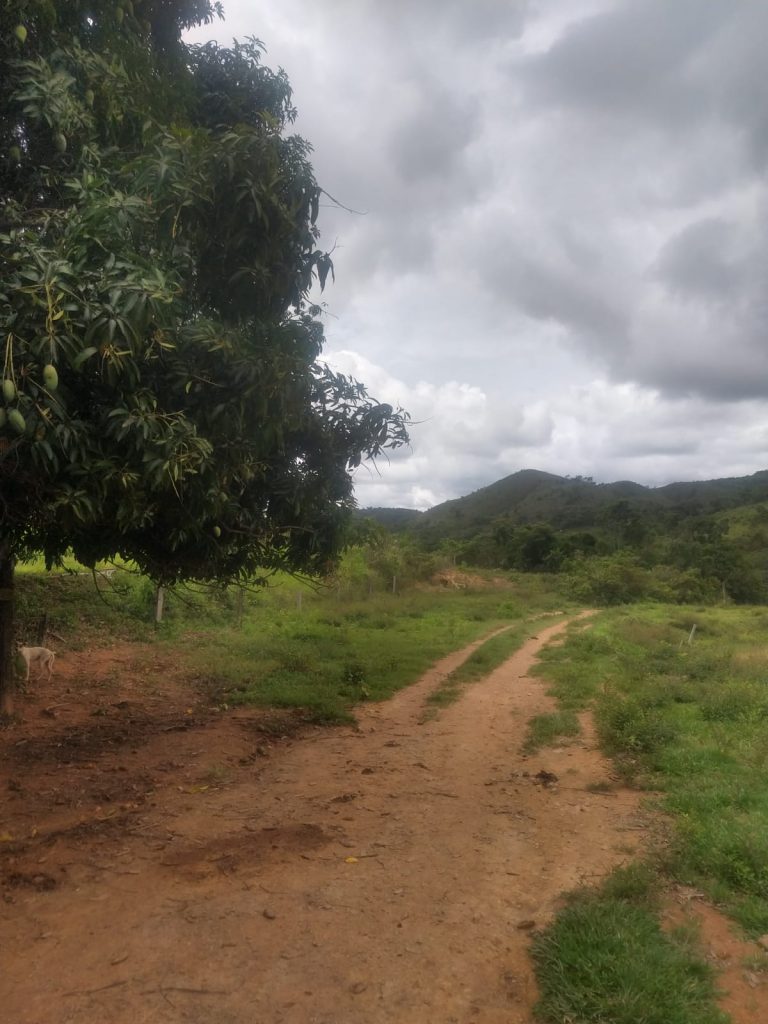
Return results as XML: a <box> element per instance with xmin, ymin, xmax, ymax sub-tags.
<box><xmin>1</xmin><ymin>615</ymin><xmax>764</xmax><ymax>1023</ymax></box>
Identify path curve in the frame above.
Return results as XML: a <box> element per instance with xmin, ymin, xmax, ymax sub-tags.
<box><xmin>3</xmin><ymin>612</ymin><xmax>647</xmax><ymax>1024</ymax></box>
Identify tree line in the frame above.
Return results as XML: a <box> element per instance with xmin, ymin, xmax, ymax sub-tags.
<box><xmin>356</xmin><ymin>497</ymin><xmax>768</xmax><ymax>606</ymax></box>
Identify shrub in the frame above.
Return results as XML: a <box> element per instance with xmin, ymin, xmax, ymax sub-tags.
<box><xmin>598</xmin><ymin>695</ymin><xmax>679</xmax><ymax>757</ymax></box>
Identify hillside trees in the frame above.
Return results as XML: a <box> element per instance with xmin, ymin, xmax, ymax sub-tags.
<box><xmin>0</xmin><ymin>1</ymin><xmax>409</xmax><ymax>713</ymax></box>
<box><xmin>660</xmin><ymin>518</ymin><xmax>765</xmax><ymax>604</ymax></box>
<box><xmin>599</xmin><ymin>499</ymin><xmax>650</xmax><ymax>550</ymax></box>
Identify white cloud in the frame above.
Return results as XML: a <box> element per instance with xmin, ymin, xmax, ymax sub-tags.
<box><xmin>326</xmin><ymin>350</ymin><xmax>768</xmax><ymax>506</ymax></box>
<box><xmin>187</xmin><ymin>2</ymin><xmax>768</xmax><ymax>509</ymax></box>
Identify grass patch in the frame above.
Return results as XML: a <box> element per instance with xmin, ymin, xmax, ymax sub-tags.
<box><xmin>14</xmin><ymin>561</ymin><xmax>574</xmax><ymax>723</ymax></box>
<box><xmin>426</xmin><ymin>618</ymin><xmax>552</xmax><ymax>709</ymax></box>
<box><xmin>193</xmin><ymin>597</ymin><xmax>475</xmax><ymax>722</ymax></box>
<box><xmin>15</xmin><ymin>571</ymin><xmax>161</xmax><ymax>647</ymax></box>
<box><xmin>14</xmin><ymin>564</ymin><xmax>571</xmax><ymax>722</ymax></box>
<box><xmin>194</xmin><ymin>595</ymin><xmax>559</xmax><ymax>723</ymax></box>
<box><xmin>532</xmin><ymin>864</ymin><xmax>727</xmax><ymax>1024</ymax></box>
<box><xmin>536</xmin><ymin>603</ymin><xmax>768</xmax><ymax>935</ymax></box>
<box><xmin>523</xmin><ymin>709</ymin><xmax>580</xmax><ymax>753</ymax></box>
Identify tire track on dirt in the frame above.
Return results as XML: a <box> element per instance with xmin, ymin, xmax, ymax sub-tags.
<box><xmin>3</xmin><ymin>612</ymin><xmax>648</xmax><ymax>1024</ymax></box>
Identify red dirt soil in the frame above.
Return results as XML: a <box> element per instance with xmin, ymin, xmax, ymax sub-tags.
<box><xmin>2</xmin><ymin>614</ymin><xmax>765</xmax><ymax>1023</ymax></box>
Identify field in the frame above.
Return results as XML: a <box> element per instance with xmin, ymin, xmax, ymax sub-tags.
<box><xmin>13</xmin><ymin>565</ymin><xmax>569</xmax><ymax>720</ymax></box>
<box><xmin>3</xmin><ymin>570</ymin><xmax>768</xmax><ymax>1022</ymax></box>
<box><xmin>531</xmin><ymin>604</ymin><xmax>768</xmax><ymax>1023</ymax></box>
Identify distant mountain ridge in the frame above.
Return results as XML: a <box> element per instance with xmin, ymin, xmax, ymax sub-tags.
<box><xmin>355</xmin><ymin>507</ymin><xmax>423</xmax><ymax>529</ymax></box>
<box><xmin>358</xmin><ymin>468</ymin><xmax>768</xmax><ymax>539</ymax></box>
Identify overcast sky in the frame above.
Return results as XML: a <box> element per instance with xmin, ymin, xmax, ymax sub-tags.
<box><xmin>188</xmin><ymin>1</ymin><xmax>768</xmax><ymax>510</ymax></box>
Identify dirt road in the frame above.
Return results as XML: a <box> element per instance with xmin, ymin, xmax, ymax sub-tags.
<box><xmin>2</xmin><ymin>613</ymin><xmax>648</xmax><ymax>1023</ymax></box>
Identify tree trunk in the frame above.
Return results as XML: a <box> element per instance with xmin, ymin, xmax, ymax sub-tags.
<box><xmin>0</xmin><ymin>547</ymin><xmax>16</xmax><ymax>717</ymax></box>
<box><xmin>36</xmin><ymin>612</ymin><xmax>49</xmax><ymax>645</ymax></box>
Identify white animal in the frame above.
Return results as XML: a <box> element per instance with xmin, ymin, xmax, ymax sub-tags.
<box><xmin>18</xmin><ymin>645</ymin><xmax>55</xmax><ymax>682</ymax></box>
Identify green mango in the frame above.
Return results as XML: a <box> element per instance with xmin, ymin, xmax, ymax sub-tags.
<box><xmin>43</xmin><ymin>364</ymin><xmax>59</xmax><ymax>391</ymax></box>
<box><xmin>8</xmin><ymin>409</ymin><xmax>26</xmax><ymax>434</ymax></box>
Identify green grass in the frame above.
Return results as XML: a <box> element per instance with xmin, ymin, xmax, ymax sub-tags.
<box><xmin>176</xmin><ymin>592</ymin><xmax>565</xmax><ymax>723</ymax></box>
<box><xmin>532</xmin><ymin>865</ymin><xmax>727</xmax><ymax>1024</ymax></box>
<box><xmin>424</xmin><ymin>612</ymin><xmax>571</xmax><ymax>711</ymax></box>
<box><xmin>529</xmin><ymin>603</ymin><xmax>768</xmax><ymax>1019</ymax></box>
<box><xmin>523</xmin><ymin>709</ymin><xmax>580</xmax><ymax>753</ymax></box>
<box><xmin>426</xmin><ymin>622</ymin><xmax>525</xmax><ymax>708</ymax></box>
<box><xmin>15</xmin><ymin>564</ymin><xmax>573</xmax><ymax>723</ymax></box>
<box><xmin>535</xmin><ymin>603</ymin><xmax>768</xmax><ymax>935</ymax></box>
<box><xmin>16</xmin><ymin>553</ymin><xmax>125</xmax><ymax>575</ymax></box>
<box><xmin>15</xmin><ymin>570</ymin><xmax>160</xmax><ymax>646</ymax></box>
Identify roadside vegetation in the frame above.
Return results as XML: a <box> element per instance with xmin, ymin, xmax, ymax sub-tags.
<box><xmin>532</xmin><ymin>864</ymin><xmax>727</xmax><ymax>1024</ymax></box>
<box><xmin>14</xmin><ymin>552</ymin><xmax>570</xmax><ymax>723</ymax></box>
<box><xmin>522</xmin><ymin>708</ymin><xmax>580</xmax><ymax>753</ymax></box>
<box><xmin>529</xmin><ymin>603</ymin><xmax>768</xmax><ymax>1021</ymax></box>
<box><xmin>535</xmin><ymin>604</ymin><xmax>768</xmax><ymax>935</ymax></box>
<box><xmin>424</xmin><ymin>599</ymin><xmax>568</xmax><ymax>710</ymax></box>
<box><xmin>0</xmin><ymin>0</ymin><xmax>410</xmax><ymax>716</ymax></box>
<box><xmin>365</xmin><ymin>470</ymin><xmax>768</xmax><ymax>607</ymax></box>
<box><xmin>15</xmin><ymin>544</ymin><xmax>768</xmax><ymax>1020</ymax></box>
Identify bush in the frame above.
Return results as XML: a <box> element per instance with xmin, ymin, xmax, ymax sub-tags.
<box><xmin>598</xmin><ymin>694</ymin><xmax>679</xmax><ymax>757</ymax></box>
<box><xmin>698</xmin><ymin>682</ymin><xmax>768</xmax><ymax>723</ymax></box>
<box><xmin>566</xmin><ymin>554</ymin><xmax>718</xmax><ymax>606</ymax></box>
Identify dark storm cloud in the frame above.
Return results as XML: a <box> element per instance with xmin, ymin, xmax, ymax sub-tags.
<box><xmin>617</xmin><ymin>439</ymin><xmax>700</xmax><ymax>458</ymax></box>
<box><xmin>692</xmin><ymin>5</ymin><xmax>768</xmax><ymax>171</ymax></box>
<box><xmin>485</xmin><ymin>248</ymin><xmax>628</xmax><ymax>345</ymax></box>
<box><xmin>634</xmin><ymin>208</ymin><xmax>768</xmax><ymax>400</ymax></box>
<box><xmin>521</xmin><ymin>1</ymin><xmax>729</xmax><ymax>122</ymax></box>
<box><xmin>188</xmin><ymin>1</ymin><xmax>768</xmax><ymax>505</ymax></box>
<box><xmin>371</xmin><ymin>0</ymin><xmax>528</xmax><ymax>47</ymax></box>
<box><xmin>341</xmin><ymin>84</ymin><xmax>482</xmax><ymax>276</ymax></box>
<box><xmin>626</xmin><ymin>326</ymin><xmax>768</xmax><ymax>403</ymax></box>
<box><xmin>500</xmin><ymin>0</ymin><xmax>768</xmax><ymax>404</ymax></box>
<box><xmin>654</xmin><ymin>219</ymin><xmax>746</xmax><ymax>302</ymax></box>
<box><xmin>390</xmin><ymin>86</ymin><xmax>479</xmax><ymax>182</ymax></box>
<box><xmin>618</xmin><ymin>434</ymin><xmax>704</xmax><ymax>458</ymax></box>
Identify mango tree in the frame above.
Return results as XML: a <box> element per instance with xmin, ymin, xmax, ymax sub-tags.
<box><xmin>0</xmin><ymin>0</ymin><xmax>408</xmax><ymax>713</ymax></box>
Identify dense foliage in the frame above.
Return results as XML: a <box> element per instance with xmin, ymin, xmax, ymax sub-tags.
<box><xmin>404</xmin><ymin>469</ymin><xmax>768</xmax><ymax>547</ymax></box>
<box><xmin>0</xmin><ymin>0</ymin><xmax>408</xmax><ymax>709</ymax></box>
<box><xmin>0</xmin><ymin>1</ymin><xmax>409</xmax><ymax>578</ymax></box>
<box><xmin>363</xmin><ymin>471</ymin><xmax>768</xmax><ymax>605</ymax></box>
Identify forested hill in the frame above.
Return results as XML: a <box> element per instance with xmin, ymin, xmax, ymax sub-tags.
<box><xmin>355</xmin><ymin>507</ymin><xmax>423</xmax><ymax>530</ymax></box>
<box><xmin>360</xmin><ymin>468</ymin><xmax>768</xmax><ymax>542</ymax></box>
